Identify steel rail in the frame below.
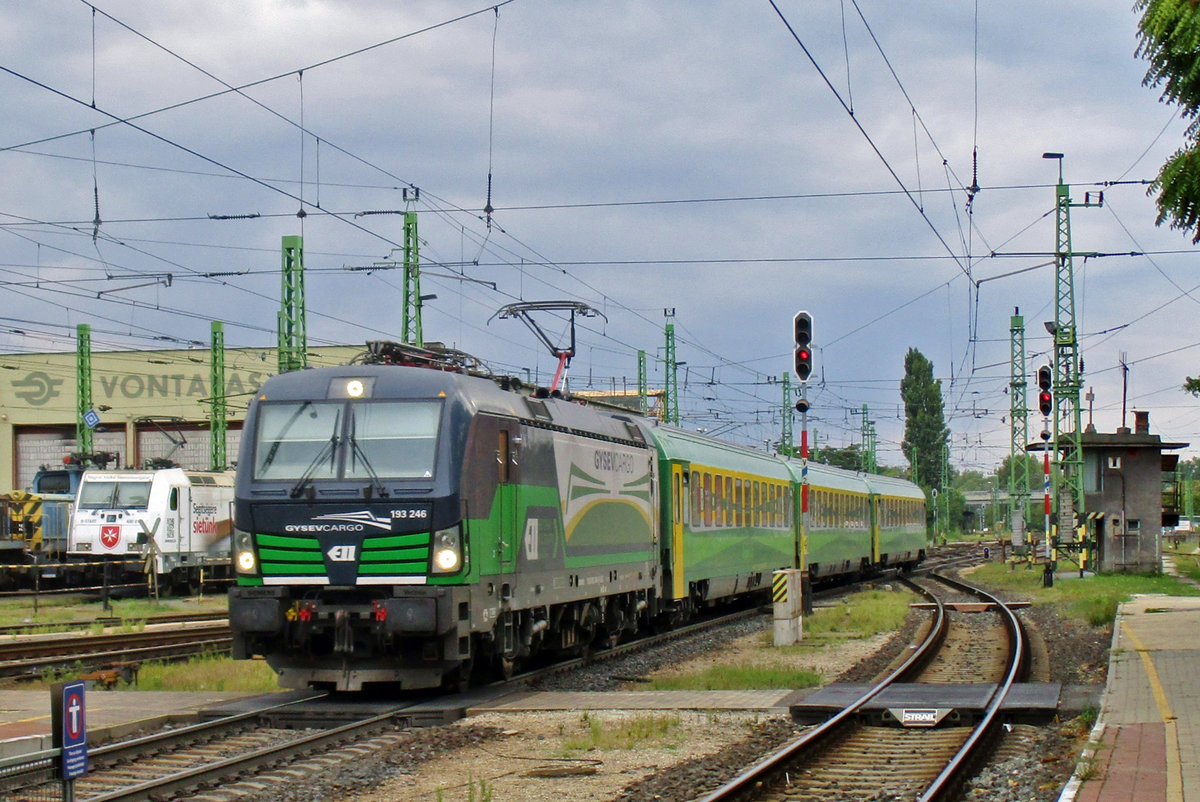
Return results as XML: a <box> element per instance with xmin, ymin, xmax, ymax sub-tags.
<box><xmin>695</xmin><ymin>578</ymin><xmax>949</xmax><ymax>802</ymax></box>
<box><xmin>917</xmin><ymin>571</ymin><xmax>1028</xmax><ymax>802</ymax></box>
<box><xmin>84</xmin><ymin>710</ymin><xmax>402</xmax><ymax>802</ymax></box>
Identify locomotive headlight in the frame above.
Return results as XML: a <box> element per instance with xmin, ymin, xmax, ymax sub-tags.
<box><xmin>233</xmin><ymin>528</ymin><xmax>258</xmax><ymax>574</ymax></box>
<box><xmin>431</xmin><ymin>525</ymin><xmax>462</xmax><ymax>574</ymax></box>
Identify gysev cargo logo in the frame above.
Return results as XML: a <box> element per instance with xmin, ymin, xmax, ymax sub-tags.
<box><xmin>100</xmin><ymin>525</ymin><xmax>120</xmax><ymax>549</ymax></box>
<box><xmin>12</xmin><ymin>371</ymin><xmax>64</xmax><ymax>406</ymax></box>
<box><xmin>284</xmin><ymin>510</ymin><xmax>392</xmax><ymax>533</ymax></box>
<box><xmin>327</xmin><ymin>545</ymin><xmax>357</xmax><ymax>562</ymax></box>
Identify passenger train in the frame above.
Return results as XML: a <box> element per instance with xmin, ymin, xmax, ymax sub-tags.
<box><xmin>228</xmin><ymin>342</ymin><xmax>926</xmax><ymax>692</ymax></box>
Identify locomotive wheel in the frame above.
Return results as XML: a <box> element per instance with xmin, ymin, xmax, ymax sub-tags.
<box><xmin>495</xmin><ymin>653</ymin><xmax>518</xmax><ymax>680</ymax></box>
<box><xmin>442</xmin><ymin>659</ymin><xmax>473</xmax><ymax>694</ymax></box>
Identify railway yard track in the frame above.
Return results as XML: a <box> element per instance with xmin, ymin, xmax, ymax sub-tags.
<box><xmin>698</xmin><ymin>571</ymin><xmax>1034</xmax><ymax>802</ymax></box>
<box><xmin>0</xmin><ymin>551</ymin><xmax>1090</xmax><ymax>802</ymax></box>
<box><xmin>0</xmin><ymin>617</ymin><xmax>231</xmax><ymax>681</ymax></box>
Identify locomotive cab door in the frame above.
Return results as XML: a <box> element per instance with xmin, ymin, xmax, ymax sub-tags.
<box><xmin>496</xmin><ymin>421</ymin><xmax>521</xmax><ymax>574</ymax></box>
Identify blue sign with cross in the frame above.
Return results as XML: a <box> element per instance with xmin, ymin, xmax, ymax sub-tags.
<box><xmin>55</xmin><ymin>680</ymin><xmax>89</xmax><ymax>779</ymax></box>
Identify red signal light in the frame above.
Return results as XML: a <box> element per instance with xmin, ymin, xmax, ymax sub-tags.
<box><xmin>1038</xmin><ymin>390</ymin><xmax>1052</xmax><ymax>416</ymax></box>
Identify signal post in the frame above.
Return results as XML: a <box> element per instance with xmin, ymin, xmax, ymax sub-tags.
<box><xmin>776</xmin><ymin>311</ymin><xmax>813</xmax><ymax>646</ymax></box>
<box><xmin>1037</xmin><ymin>365</ymin><xmax>1055</xmax><ymax>586</ymax></box>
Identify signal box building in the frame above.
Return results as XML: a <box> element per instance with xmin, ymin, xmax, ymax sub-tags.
<box><xmin>0</xmin><ymin>345</ymin><xmax>360</xmax><ymax>493</ymax></box>
<box><xmin>1080</xmin><ymin>411</ymin><xmax>1188</xmax><ymax>573</ymax></box>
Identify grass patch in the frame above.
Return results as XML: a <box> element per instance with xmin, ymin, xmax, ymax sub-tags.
<box><xmin>804</xmin><ymin>587</ymin><xmax>914</xmax><ymax>638</ymax></box>
<box><xmin>645</xmin><ymin>662</ymin><xmax>821</xmax><ymax>691</ymax></box>
<box><xmin>128</xmin><ymin>652</ymin><xmax>280</xmax><ymax>692</ymax></box>
<box><xmin>0</xmin><ymin>593</ymin><xmax>228</xmax><ymax>629</ymax></box>
<box><xmin>562</xmin><ymin>712</ymin><xmax>683</xmax><ymax>752</ymax></box>
<box><xmin>643</xmin><ymin>586</ymin><xmax>915</xmax><ymax>691</ymax></box>
<box><xmin>1167</xmin><ymin>551</ymin><xmax>1200</xmax><ymax>583</ymax></box>
<box><xmin>968</xmin><ymin>561</ymin><xmax>1200</xmax><ymax>627</ymax></box>
<box><xmin>14</xmin><ymin>652</ymin><xmax>279</xmax><ymax>693</ymax></box>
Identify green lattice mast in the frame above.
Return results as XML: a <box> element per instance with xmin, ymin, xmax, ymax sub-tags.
<box><xmin>76</xmin><ymin>323</ymin><xmax>93</xmax><ymax>455</ymax></box>
<box><xmin>1009</xmin><ymin>308</ymin><xmax>1030</xmax><ymax>544</ymax></box>
<box><xmin>278</xmin><ymin>235</ymin><xmax>307</xmax><ymax>373</ymax></box>
<box><xmin>210</xmin><ymin>321</ymin><xmax>227</xmax><ymax>471</ymax></box>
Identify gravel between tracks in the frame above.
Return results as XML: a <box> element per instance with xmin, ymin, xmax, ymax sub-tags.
<box><xmin>232</xmin><ymin>577</ymin><xmax>1110</xmax><ymax>802</ymax></box>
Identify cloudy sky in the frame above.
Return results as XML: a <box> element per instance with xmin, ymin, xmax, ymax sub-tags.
<box><xmin>1</xmin><ymin>1</ymin><xmax>1197</xmax><ymax>472</ymax></box>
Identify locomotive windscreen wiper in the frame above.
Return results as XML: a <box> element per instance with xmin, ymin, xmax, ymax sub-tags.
<box><xmin>289</xmin><ymin>409</ymin><xmax>340</xmax><ymax>498</ymax></box>
<box><xmin>349</xmin><ymin>408</ymin><xmax>389</xmax><ymax>498</ymax></box>
<box><xmin>260</xmin><ymin>401</ymin><xmax>312</xmax><ymax>474</ymax></box>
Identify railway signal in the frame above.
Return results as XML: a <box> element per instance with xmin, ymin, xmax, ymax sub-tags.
<box><xmin>793</xmin><ymin>311</ymin><xmax>813</xmax><ymax>381</ymax></box>
<box><xmin>1037</xmin><ymin>365</ymin><xmax>1053</xmax><ymax>416</ymax></box>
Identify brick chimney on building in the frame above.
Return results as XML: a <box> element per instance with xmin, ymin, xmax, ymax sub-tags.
<box><xmin>1134</xmin><ymin>410</ymin><xmax>1150</xmax><ymax>435</ymax></box>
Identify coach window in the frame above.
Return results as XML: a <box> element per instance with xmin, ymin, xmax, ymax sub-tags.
<box><xmin>721</xmin><ymin>474</ymin><xmax>730</xmax><ymax>526</ymax></box>
<box><xmin>753</xmin><ymin>482</ymin><xmax>762</xmax><ymax>527</ymax></box>
<box><xmin>676</xmin><ymin>470</ymin><xmax>686</xmax><ymax>525</ymax></box>
<box><xmin>702</xmin><ymin>473</ymin><xmax>713</xmax><ymax>527</ymax></box>
<box><xmin>715</xmin><ymin>474</ymin><xmax>725</xmax><ymax>527</ymax></box>
<box><xmin>734</xmin><ymin>479</ymin><xmax>743</xmax><ymax>526</ymax></box>
<box><xmin>691</xmin><ymin>471</ymin><xmax>701</xmax><ymax>524</ymax></box>
<box><xmin>681</xmin><ymin>471</ymin><xmax>690</xmax><ymax>525</ymax></box>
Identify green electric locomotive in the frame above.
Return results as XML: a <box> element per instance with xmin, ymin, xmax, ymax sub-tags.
<box><xmin>228</xmin><ymin>343</ymin><xmax>925</xmax><ymax>692</ymax></box>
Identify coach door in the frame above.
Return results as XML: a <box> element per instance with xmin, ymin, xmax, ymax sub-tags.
<box><xmin>870</xmin><ymin>496</ymin><xmax>882</xmax><ymax>564</ymax></box>
<box><xmin>670</xmin><ymin>463</ymin><xmax>686</xmax><ymax>600</ymax></box>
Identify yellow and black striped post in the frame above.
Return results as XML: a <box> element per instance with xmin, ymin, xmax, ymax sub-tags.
<box><xmin>772</xmin><ymin>568</ymin><xmax>803</xmax><ymax>646</ymax></box>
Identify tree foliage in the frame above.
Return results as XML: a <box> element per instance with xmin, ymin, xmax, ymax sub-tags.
<box><xmin>1136</xmin><ymin>0</ymin><xmax>1200</xmax><ymax>241</ymax></box>
<box><xmin>1133</xmin><ymin>0</ymin><xmax>1200</xmax><ymax>393</ymax></box>
<box><xmin>900</xmin><ymin>348</ymin><xmax>949</xmax><ymax>491</ymax></box>
<box><xmin>812</xmin><ymin>442</ymin><xmax>864</xmax><ymax>471</ymax></box>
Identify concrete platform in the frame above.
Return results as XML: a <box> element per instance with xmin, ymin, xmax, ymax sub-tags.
<box><xmin>1062</xmin><ymin>593</ymin><xmax>1200</xmax><ymax>802</ymax></box>
<box><xmin>0</xmin><ymin>690</ymin><xmax>263</xmax><ymax>758</ymax></box>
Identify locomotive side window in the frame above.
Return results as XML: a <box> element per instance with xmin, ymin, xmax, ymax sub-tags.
<box><xmin>497</xmin><ymin>429</ymin><xmax>510</xmax><ymax>483</ymax></box>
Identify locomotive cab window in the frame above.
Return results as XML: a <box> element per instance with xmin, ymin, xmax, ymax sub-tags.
<box><xmin>346</xmin><ymin>401</ymin><xmax>441</xmax><ymax>479</ymax></box>
<box><xmin>78</xmin><ymin>480</ymin><xmax>152</xmax><ymax>510</ymax></box>
<box><xmin>253</xmin><ymin>399</ymin><xmax>443</xmax><ymax>481</ymax></box>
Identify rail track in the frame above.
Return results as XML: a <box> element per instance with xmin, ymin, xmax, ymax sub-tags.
<box><xmin>698</xmin><ymin>570</ymin><xmax>1029</xmax><ymax>802</ymax></box>
<box><xmin>0</xmin><ymin>621</ymin><xmax>232</xmax><ymax>681</ymax></box>
<box><xmin>0</xmin><ymin>694</ymin><xmax>426</xmax><ymax>802</ymax></box>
